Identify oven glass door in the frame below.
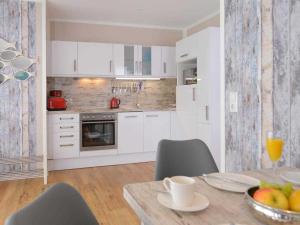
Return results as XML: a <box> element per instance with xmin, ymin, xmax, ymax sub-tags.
<box><xmin>81</xmin><ymin>120</ymin><xmax>115</xmax><ymax>150</ymax></box>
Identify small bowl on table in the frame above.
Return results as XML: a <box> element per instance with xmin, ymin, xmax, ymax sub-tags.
<box><xmin>245</xmin><ymin>186</ymin><xmax>300</xmax><ymax>225</ymax></box>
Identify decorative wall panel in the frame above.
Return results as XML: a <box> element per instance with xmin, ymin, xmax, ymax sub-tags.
<box><xmin>0</xmin><ymin>0</ymin><xmax>42</xmax><ymax>180</ymax></box>
<box><xmin>225</xmin><ymin>0</ymin><xmax>300</xmax><ymax>171</ymax></box>
<box><xmin>225</xmin><ymin>0</ymin><xmax>262</xmax><ymax>171</ymax></box>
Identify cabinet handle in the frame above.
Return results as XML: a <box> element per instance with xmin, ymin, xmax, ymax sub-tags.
<box><xmin>139</xmin><ymin>61</ymin><xmax>142</xmax><ymax>74</ymax></box>
<box><xmin>60</xmin><ymin>135</ymin><xmax>74</xmax><ymax>138</ymax></box>
<box><xmin>135</xmin><ymin>61</ymin><xmax>138</xmax><ymax>74</ymax></box>
<box><xmin>192</xmin><ymin>88</ymin><xmax>196</xmax><ymax>101</ymax></box>
<box><xmin>60</xmin><ymin>126</ymin><xmax>74</xmax><ymax>129</ymax></box>
<box><xmin>125</xmin><ymin>115</ymin><xmax>138</xmax><ymax>118</ymax></box>
<box><xmin>146</xmin><ymin>115</ymin><xmax>159</xmax><ymax>118</ymax></box>
<box><xmin>180</xmin><ymin>53</ymin><xmax>188</xmax><ymax>58</ymax></box>
<box><xmin>73</xmin><ymin>60</ymin><xmax>77</xmax><ymax>72</ymax></box>
<box><xmin>164</xmin><ymin>62</ymin><xmax>167</xmax><ymax>73</ymax></box>
<box><xmin>60</xmin><ymin>117</ymin><xmax>74</xmax><ymax>120</ymax></box>
<box><xmin>205</xmin><ymin>105</ymin><xmax>209</xmax><ymax>121</ymax></box>
<box><xmin>109</xmin><ymin>60</ymin><xmax>112</xmax><ymax>73</ymax></box>
<box><xmin>60</xmin><ymin>144</ymin><xmax>74</xmax><ymax>147</ymax></box>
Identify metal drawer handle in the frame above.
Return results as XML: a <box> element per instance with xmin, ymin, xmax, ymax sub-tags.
<box><xmin>60</xmin><ymin>144</ymin><xmax>74</xmax><ymax>147</ymax></box>
<box><xmin>60</xmin><ymin>135</ymin><xmax>74</xmax><ymax>138</ymax></box>
<box><xmin>164</xmin><ymin>62</ymin><xmax>167</xmax><ymax>73</ymax></box>
<box><xmin>146</xmin><ymin>115</ymin><xmax>159</xmax><ymax>118</ymax></box>
<box><xmin>192</xmin><ymin>87</ymin><xmax>196</xmax><ymax>101</ymax></box>
<box><xmin>180</xmin><ymin>53</ymin><xmax>188</xmax><ymax>58</ymax></box>
<box><xmin>73</xmin><ymin>60</ymin><xmax>77</xmax><ymax>72</ymax></box>
<box><xmin>109</xmin><ymin>60</ymin><xmax>112</xmax><ymax>72</ymax></box>
<box><xmin>60</xmin><ymin>126</ymin><xmax>74</xmax><ymax>129</ymax></box>
<box><xmin>59</xmin><ymin>117</ymin><xmax>74</xmax><ymax>120</ymax></box>
<box><xmin>205</xmin><ymin>105</ymin><xmax>209</xmax><ymax>121</ymax></box>
<box><xmin>125</xmin><ymin>115</ymin><xmax>138</xmax><ymax>118</ymax></box>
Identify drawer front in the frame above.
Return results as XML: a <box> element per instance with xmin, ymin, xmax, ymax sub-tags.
<box><xmin>49</xmin><ymin>114</ymin><xmax>79</xmax><ymax>124</ymax></box>
<box><xmin>53</xmin><ymin>141</ymin><xmax>79</xmax><ymax>159</ymax></box>
<box><xmin>53</xmin><ymin>123</ymin><xmax>79</xmax><ymax>133</ymax></box>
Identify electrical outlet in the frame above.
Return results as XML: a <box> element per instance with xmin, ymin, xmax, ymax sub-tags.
<box><xmin>230</xmin><ymin>92</ymin><xmax>238</xmax><ymax>112</ymax></box>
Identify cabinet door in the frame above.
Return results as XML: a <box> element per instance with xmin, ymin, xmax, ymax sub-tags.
<box><xmin>176</xmin><ymin>85</ymin><xmax>197</xmax><ymax>112</ymax></box>
<box><xmin>78</xmin><ymin>42</ymin><xmax>113</xmax><ymax>76</ymax></box>
<box><xmin>113</xmin><ymin>44</ymin><xmax>124</xmax><ymax>76</ymax></box>
<box><xmin>123</xmin><ymin>45</ymin><xmax>136</xmax><ymax>75</ymax></box>
<box><xmin>141</xmin><ymin>46</ymin><xmax>152</xmax><ymax>75</ymax></box>
<box><xmin>51</xmin><ymin>41</ymin><xmax>78</xmax><ymax>75</ymax></box>
<box><xmin>175</xmin><ymin>111</ymin><xmax>198</xmax><ymax>140</ymax></box>
<box><xmin>162</xmin><ymin>47</ymin><xmax>176</xmax><ymax>77</ymax></box>
<box><xmin>143</xmin><ymin>112</ymin><xmax>170</xmax><ymax>152</ymax></box>
<box><xmin>118</xmin><ymin>112</ymin><xmax>143</xmax><ymax>154</ymax></box>
<box><xmin>151</xmin><ymin>46</ymin><xmax>161</xmax><ymax>76</ymax></box>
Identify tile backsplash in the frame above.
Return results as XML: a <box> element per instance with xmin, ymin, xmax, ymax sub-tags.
<box><xmin>47</xmin><ymin>78</ymin><xmax>176</xmax><ymax>109</ymax></box>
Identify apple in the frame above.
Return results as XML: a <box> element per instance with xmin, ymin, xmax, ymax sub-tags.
<box><xmin>253</xmin><ymin>188</ymin><xmax>289</xmax><ymax>210</ymax></box>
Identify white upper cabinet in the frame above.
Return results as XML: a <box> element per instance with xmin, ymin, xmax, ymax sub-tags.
<box><xmin>176</xmin><ymin>34</ymin><xmax>200</xmax><ymax>63</ymax></box>
<box><xmin>50</xmin><ymin>41</ymin><xmax>177</xmax><ymax>78</ymax></box>
<box><xmin>51</xmin><ymin>41</ymin><xmax>78</xmax><ymax>75</ymax></box>
<box><xmin>78</xmin><ymin>42</ymin><xmax>113</xmax><ymax>76</ymax></box>
<box><xmin>162</xmin><ymin>46</ymin><xmax>176</xmax><ymax>77</ymax></box>
<box><xmin>151</xmin><ymin>46</ymin><xmax>162</xmax><ymax>77</ymax></box>
<box><xmin>113</xmin><ymin>44</ymin><xmax>125</xmax><ymax>76</ymax></box>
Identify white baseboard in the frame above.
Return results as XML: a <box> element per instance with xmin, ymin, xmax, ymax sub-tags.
<box><xmin>48</xmin><ymin>152</ymin><xmax>156</xmax><ymax>171</ymax></box>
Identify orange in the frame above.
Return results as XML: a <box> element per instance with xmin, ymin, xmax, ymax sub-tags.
<box><xmin>289</xmin><ymin>190</ymin><xmax>300</xmax><ymax>212</ymax></box>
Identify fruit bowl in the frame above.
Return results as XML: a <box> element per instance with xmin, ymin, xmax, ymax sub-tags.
<box><xmin>246</xmin><ymin>186</ymin><xmax>300</xmax><ymax>225</ymax></box>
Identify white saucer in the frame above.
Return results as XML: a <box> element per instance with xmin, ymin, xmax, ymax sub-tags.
<box><xmin>157</xmin><ymin>192</ymin><xmax>209</xmax><ymax>212</ymax></box>
<box><xmin>203</xmin><ymin>173</ymin><xmax>259</xmax><ymax>193</ymax></box>
<box><xmin>281</xmin><ymin>171</ymin><xmax>300</xmax><ymax>185</ymax></box>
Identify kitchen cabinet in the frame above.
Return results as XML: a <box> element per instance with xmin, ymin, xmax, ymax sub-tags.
<box><xmin>77</xmin><ymin>42</ymin><xmax>113</xmax><ymax>76</ymax></box>
<box><xmin>114</xmin><ymin>45</ymin><xmax>175</xmax><ymax>77</ymax></box>
<box><xmin>176</xmin><ymin>34</ymin><xmax>199</xmax><ymax>63</ymax></box>
<box><xmin>143</xmin><ymin>111</ymin><xmax>171</xmax><ymax>152</ymax></box>
<box><xmin>47</xmin><ymin>113</ymin><xmax>80</xmax><ymax>159</ymax></box>
<box><xmin>118</xmin><ymin>112</ymin><xmax>143</xmax><ymax>154</ymax></box>
<box><xmin>51</xmin><ymin>41</ymin><xmax>78</xmax><ymax>75</ymax></box>
<box><xmin>176</xmin><ymin>85</ymin><xmax>197</xmax><ymax>112</ymax></box>
<box><xmin>162</xmin><ymin>47</ymin><xmax>176</xmax><ymax>77</ymax></box>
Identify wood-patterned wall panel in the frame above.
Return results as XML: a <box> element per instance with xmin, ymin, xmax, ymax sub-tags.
<box><xmin>225</xmin><ymin>0</ymin><xmax>261</xmax><ymax>171</ymax></box>
<box><xmin>290</xmin><ymin>0</ymin><xmax>300</xmax><ymax>168</ymax></box>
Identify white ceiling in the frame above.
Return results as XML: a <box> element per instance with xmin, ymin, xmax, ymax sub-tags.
<box><xmin>47</xmin><ymin>0</ymin><xmax>219</xmax><ymax>29</ymax></box>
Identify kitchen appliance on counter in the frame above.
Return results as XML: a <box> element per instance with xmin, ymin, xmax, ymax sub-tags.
<box><xmin>183</xmin><ymin>68</ymin><xmax>197</xmax><ymax>85</ymax></box>
<box><xmin>47</xmin><ymin>90</ymin><xmax>67</xmax><ymax>111</ymax></box>
<box><xmin>80</xmin><ymin>113</ymin><xmax>117</xmax><ymax>151</ymax></box>
<box><xmin>110</xmin><ymin>97</ymin><xmax>121</xmax><ymax>109</ymax></box>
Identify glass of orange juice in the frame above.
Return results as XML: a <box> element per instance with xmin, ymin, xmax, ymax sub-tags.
<box><xmin>266</xmin><ymin>131</ymin><xmax>284</xmax><ymax>175</ymax></box>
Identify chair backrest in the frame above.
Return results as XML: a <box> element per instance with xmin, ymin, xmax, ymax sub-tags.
<box><xmin>5</xmin><ymin>183</ymin><xmax>99</xmax><ymax>225</ymax></box>
<box><xmin>155</xmin><ymin>139</ymin><xmax>219</xmax><ymax>180</ymax></box>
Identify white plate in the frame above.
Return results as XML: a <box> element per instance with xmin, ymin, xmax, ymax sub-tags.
<box><xmin>157</xmin><ymin>192</ymin><xmax>209</xmax><ymax>212</ymax></box>
<box><xmin>203</xmin><ymin>173</ymin><xmax>260</xmax><ymax>193</ymax></box>
<box><xmin>280</xmin><ymin>171</ymin><xmax>300</xmax><ymax>185</ymax></box>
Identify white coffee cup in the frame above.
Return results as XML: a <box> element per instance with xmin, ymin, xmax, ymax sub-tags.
<box><xmin>163</xmin><ymin>176</ymin><xmax>195</xmax><ymax>207</ymax></box>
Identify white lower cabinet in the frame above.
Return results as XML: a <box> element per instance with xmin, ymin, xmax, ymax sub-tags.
<box><xmin>143</xmin><ymin>111</ymin><xmax>171</xmax><ymax>152</ymax></box>
<box><xmin>118</xmin><ymin>112</ymin><xmax>144</xmax><ymax>154</ymax></box>
<box><xmin>47</xmin><ymin>114</ymin><xmax>80</xmax><ymax>159</ymax></box>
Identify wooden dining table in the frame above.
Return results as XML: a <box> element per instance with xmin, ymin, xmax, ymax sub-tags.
<box><xmin>123</xmin><ymin>168</ymin><xmax>300</xmax><ymax>225</ymax></box>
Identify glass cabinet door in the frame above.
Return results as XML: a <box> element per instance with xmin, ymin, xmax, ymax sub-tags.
<box><xmin>124</xmin><ymin>45</ymin><xmax>134</xmax><ymax>75</ymax></box>
<box><xmin>142</xmin><ymin>47</ymin><xmax>151</xmax><ymax>75</ymax></box>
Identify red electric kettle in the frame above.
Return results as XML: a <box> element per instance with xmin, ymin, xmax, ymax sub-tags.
<box><xmin>110</xmin><ymin>97</ymin><xmax>121</xmax><ymax>109</ymax></box>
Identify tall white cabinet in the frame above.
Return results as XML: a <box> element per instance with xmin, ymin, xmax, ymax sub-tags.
<box><xmin>175</xmin><ymin>27</ymin><xmax>220</xmax><ymax>169</ymax></box>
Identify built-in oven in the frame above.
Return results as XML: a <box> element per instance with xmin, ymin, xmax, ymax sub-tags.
<box><xmin>80</xmin><ymin>113</ymin><xmax>117</xmax><ymax>151</ymax></box>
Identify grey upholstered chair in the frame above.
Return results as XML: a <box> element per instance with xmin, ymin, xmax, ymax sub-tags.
<box><xmin>5</xmin><ymin>183</ymin><xmax>99</xmax><ymax>225</ymax></box>
<box><xmin>155</xmin><ymin>139</ymin><xmax>219</xmax><ymax>180</ymax></box>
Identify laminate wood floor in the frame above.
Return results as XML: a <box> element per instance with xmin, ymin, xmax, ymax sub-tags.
<box><xmin>0</xmin><ymin>162</ymin><xmax>154</xmax><ymax>225</ymax></box>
